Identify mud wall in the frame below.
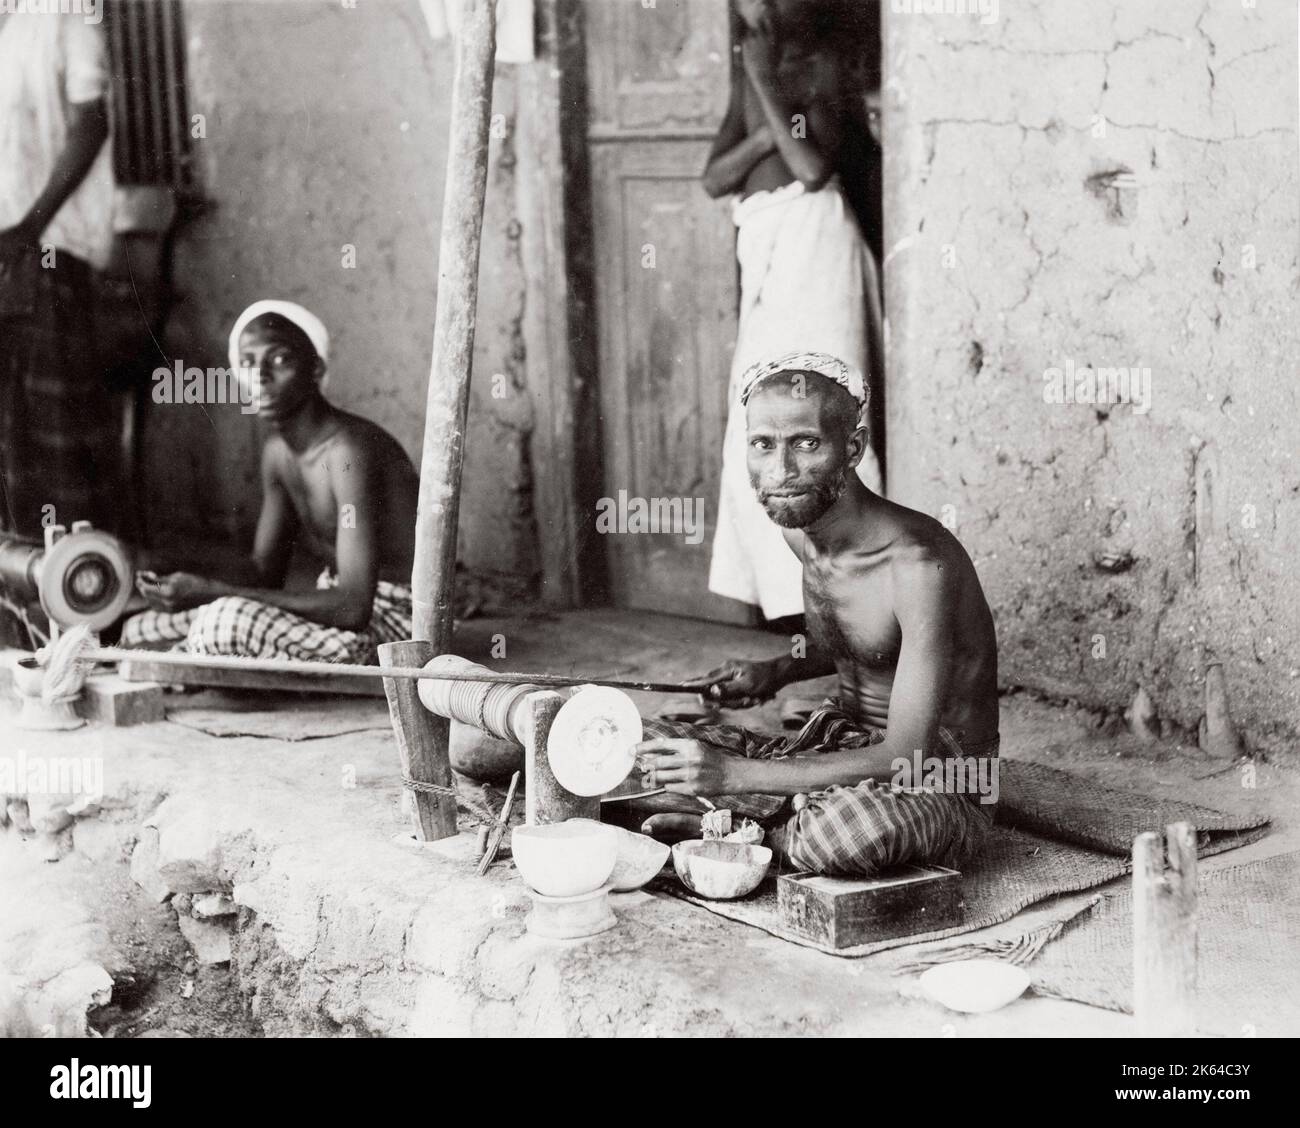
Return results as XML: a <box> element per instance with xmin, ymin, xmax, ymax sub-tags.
<box><xmin>883</xmin><ymin>0</ymin><xmax>1299</xmax><ymax>755</ymax></box>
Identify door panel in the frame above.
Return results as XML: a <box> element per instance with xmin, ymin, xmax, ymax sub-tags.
<box><xmin>586</xmin><ymin>0</ymin><xmax>750</xmax><ymax>623</ymax></box>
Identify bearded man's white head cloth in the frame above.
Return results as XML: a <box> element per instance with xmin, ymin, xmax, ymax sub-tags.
<box><xmin>228</xmin><ymin>300</ymin><xmax>330</xmax><ymax>392</ymax></box>
<box><xmin>739</xmin><ymin>350</ymin><xmax>869</xmax><ymax>418</ymax></box>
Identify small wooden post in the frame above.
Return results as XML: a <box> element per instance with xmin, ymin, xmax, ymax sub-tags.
<box><xmin>523</xmin><ymin>690</ymin><xmax>600</xmax><ymax>825</ymax></box>
<box><xmin>1133</xmin><ymin>821</ymin><xmax>1198</xmax><ymax>1037</ymax></box>
<box><xmin>410</xmin><ymin>0</ymin><xmax>498</xmax><ymax>645</ymax></box>
<box><xmin>379</xmin><ymin>640</ymin><xmax>458</xmax><ymax>841</ymax></box>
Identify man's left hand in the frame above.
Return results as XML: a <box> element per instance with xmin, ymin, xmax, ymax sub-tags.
<box><xmin>635</xmin><ymin>738</ymin><xmax>744</xmax><ymax>796</ymax></box>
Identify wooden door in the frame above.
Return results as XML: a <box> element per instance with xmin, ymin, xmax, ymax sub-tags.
<box><xmin>585</xmin><ymin>0</ymin><xmax>750</xmax><ymax>623</ymax></box>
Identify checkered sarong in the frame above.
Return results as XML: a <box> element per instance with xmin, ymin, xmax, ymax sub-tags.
<box><xmin>0</xmin><ymin>250</ymin><xmax>116</xmax><ymax>535</ymax></box>
<box><xmin>119</xmin><ymin>577</ymin><xmax>413</xmax><ymax>665</ymax></box>
<box><xmin>643</xmin><ymin>702</ymin><xmax>998</xmax><ymax>877</ymax></box>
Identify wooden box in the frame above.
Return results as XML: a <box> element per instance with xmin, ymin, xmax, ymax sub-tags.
<box><xmin>777</xmin><ymin>865</ymin><xmax>964</xmax><ymax>949</ymax></box>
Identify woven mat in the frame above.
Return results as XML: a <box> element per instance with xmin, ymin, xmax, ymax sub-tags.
<box><xmin>166</xmin><ymin>694</ymin><xmax>391</xmax><ymax>741</ymax></box>
<box><xmin>1028</xmin><ymin>851</ymin><xmax>1300</xmax><ymax>1035</ymax></box>
<box><xmin>660</xmin><ymin>760</ymin><xmax>1269</xmax><ymax>958</ymax></box>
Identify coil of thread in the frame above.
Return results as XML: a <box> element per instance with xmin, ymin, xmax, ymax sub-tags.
<box><xmin>417</xmin><ymin>654</ymin><xmax>539</xmax><ymax>742</ymax></box>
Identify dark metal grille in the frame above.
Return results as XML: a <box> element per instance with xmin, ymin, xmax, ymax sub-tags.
<box><xmin>105</xmin><ymin>0</ymin><xmax>193</xmax><ymax>190</ymax></box>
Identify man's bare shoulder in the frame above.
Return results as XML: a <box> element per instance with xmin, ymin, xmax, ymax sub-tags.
<box><xmin>330</xmin><ymin>409</ymin><xmax>415</xmax><ymax>471</ymax></box>
<box><xmin>877</xmin><ymin>503</ymin><xmax>967</xmax><ymax>591</ymax></box>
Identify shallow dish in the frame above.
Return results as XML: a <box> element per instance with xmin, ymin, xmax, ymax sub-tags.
<box><xmin>918</xmin><ymin>959</ymin><xmax>1031</xmax><ymax>1013</ymax></box>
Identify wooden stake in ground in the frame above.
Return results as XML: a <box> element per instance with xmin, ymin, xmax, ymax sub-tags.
<box><xmin>411</xmin><ymin>0</ymin><xmax>498</xmax><ymax>645</ymax></box>
<box><xmin>380</xmin><ymin>640</ymin><xmax>458</xmax><ymax>840</ymax></box>
<box><xmin>1133</xmin><ymin>821</ymin><xmax>1198</xmax><ymax>1037</ymax></box>
<box><xmin>382</xmin><ymin>0</ymin><xmax>497</xmax><ymax>840</ymax></box>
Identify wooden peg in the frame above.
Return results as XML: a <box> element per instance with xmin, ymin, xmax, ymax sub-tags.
<box><xmin>1133</xmin><ymin>821</ymin><xmax>1198</xmax><ymax>1036</ymax></box>
<box><xmin>380</xmin><ymin>639</ymin><xmax>458</xmax><ymax>841</ymax></box>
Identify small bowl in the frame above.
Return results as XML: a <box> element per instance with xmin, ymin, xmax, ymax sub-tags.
<box><xmin>568</xmin><ymin>820</ymin><xmax>670</xmax><ymax>892</ymax></box>
<box><xmin>671</xmin><ymin>840</ymin><xmax>773</xmax><ymax>900</ymax></box>
<box><xmin>510</xmin><ymin>821</ymin><xmax>618</xmax><ymax>898</ymax></box>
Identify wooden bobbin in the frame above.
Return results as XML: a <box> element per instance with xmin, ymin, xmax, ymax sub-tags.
<box><xmin>1133</xmin><ymin>820</ymin><xmax>1198</xmax><ymax>1037</ymax></box>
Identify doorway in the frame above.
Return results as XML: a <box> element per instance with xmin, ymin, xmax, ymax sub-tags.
<box><xmin>581</xmin><ymin>0</ymin><xmax>883</xmax><ymax>622</ymax></box>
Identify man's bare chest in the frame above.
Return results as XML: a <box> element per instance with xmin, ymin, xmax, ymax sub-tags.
<box><xmin>803</xmin><ymin>565</ymin><xmax>901</xmax><ymax>667</ymax></box>
<box><xmin>281</xmin><ymin>459</ymin><xmax>339</xmax><ymax>547</ymax></box>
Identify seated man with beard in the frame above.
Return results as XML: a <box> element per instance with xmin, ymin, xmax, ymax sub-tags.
<box><xmin>634</xmin><ymin>352</ymin><xmax>1000</xmax><ymax>877</ymax></box>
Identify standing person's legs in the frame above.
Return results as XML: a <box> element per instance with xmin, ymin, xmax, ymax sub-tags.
<box><xmin>1</xmin><ymin>251</ymin><xmax>116</xmax><ymax>535</ymax></box>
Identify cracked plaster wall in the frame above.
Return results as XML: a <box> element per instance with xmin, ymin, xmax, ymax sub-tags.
<box><xmin>143</xmin><ymin>0</ymin><xmax>541</xmax><ymax>601</ymax></box>
<box><xmin>883</xmin><ymin>1</ymin><xmax>1299</xmax><ymax>755</ymax></box>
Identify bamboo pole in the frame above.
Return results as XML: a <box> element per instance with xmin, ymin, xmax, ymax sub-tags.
<box><xmin>411</xmin><ymin>0</ymin><xmax>498</xmax><ymax>645</ymax></box>
<box><xmin>1133</xmin><ymin>821</ymin><xmax>1198</xmax><ymax>1037</ymax></box>
<box><xmin>382</xmin><ymin>0</ymin><xmax>497</xmax><ymax>839</ymax></box>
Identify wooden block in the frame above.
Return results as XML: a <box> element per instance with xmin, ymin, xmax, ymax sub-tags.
<box><xmin>777</xmin><ymin>865</ymin><xmax>964</xmax><ymax>949</ymax></box>
<box><xmin>119</xmin><ymin>658</ymin><xmax>385</xmax><ymax>697</ymax></box>
<box><xmin>76</xmin><ymin>673</ymin><xmax>165</xmax><ymax>726</ymax></box>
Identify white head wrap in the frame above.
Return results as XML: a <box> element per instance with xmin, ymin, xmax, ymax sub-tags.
<box><xmin>739</xmin><ymin>350</ymin><xmax>868</xmax><ymax>410</ymax></box>
<box><xmin>228</xmin><ymin>300</ymin><xmax>330</xmax><ymax>391</ymax></box>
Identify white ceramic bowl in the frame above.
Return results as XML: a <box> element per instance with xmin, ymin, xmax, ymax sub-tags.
<box><xmin>671</xmin><ymin>840</ymin><xmax>773</xmax><ymax>900</ymax></box>
<box><xmin>510</xmin><ymin>821</ymin><xmax>619</xmax><ymax>898</ymax></box>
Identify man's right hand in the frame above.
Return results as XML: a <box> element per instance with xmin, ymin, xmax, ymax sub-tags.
<box><xmin>701</xmin><ymin>657</ymin><xmax>785</xmax><ymax>708</ymax></box>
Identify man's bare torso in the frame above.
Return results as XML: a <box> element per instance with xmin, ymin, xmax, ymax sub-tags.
<box><xmin>740</xmin><ymin>45</ymin><xmax>837</xmax><ymax>196</ymax></box>
<box><xmin>791</xmin><ymin>499</ymin><xmax>1000</xmax><ymax>741</ymax></box>
<box><xmin>266</xmin><ymin>410</ymin><xmax>418</xmax><ymax>584</ymax></box>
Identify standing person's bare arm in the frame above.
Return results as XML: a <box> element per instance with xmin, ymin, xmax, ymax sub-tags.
<box><xmin>0</xmin><ymin>100</ymin><xmax>108</xmax><ymax>263</ymax></box>
<box><xmin>702</xmin><ymin>59</ymin><xmax>777</xmax><ymax>198</ymax></box>
<box><xmin>139</xmin><ymin>437</ymin><xmax>384</xmax><ymax>631</ymax></box>
<box><xmin>740</xmin><ymin>32</ymin><xmax>840</xmax><ymax>191</ymax></box>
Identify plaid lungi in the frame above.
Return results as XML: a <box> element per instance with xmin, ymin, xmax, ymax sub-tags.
<box><xmin>118</xmin><ymin>576</ymin><xmax>413</xmax><ymax>665</ymax></box>
<box><xmin>0</xmin><ymin>249</ymin><xmax>116</xmax><ymax>536</ymax></box>
<box><xmin>642</xmin><ymin>701</ymin><xmax>998</xmax><ymax>877</ymax></box>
